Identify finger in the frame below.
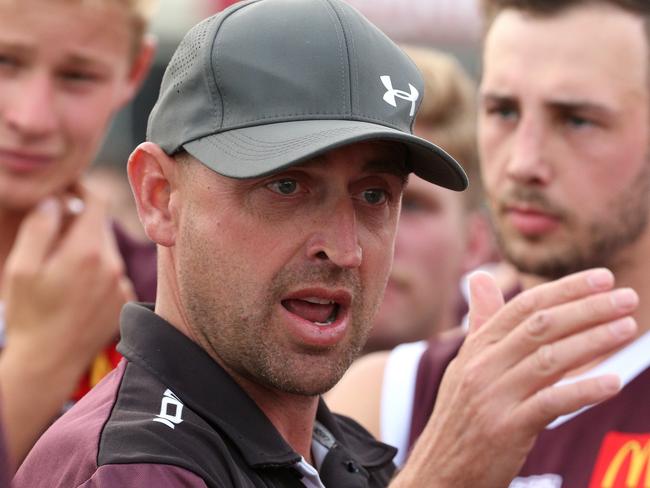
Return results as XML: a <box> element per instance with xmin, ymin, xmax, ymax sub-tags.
<box><xmin>4</xmin><ymin>198</ymin><xmax>63</xmax><ymax>277</ymax></box>
<box><xmin>513</xmin><ymin>374</ymin><xmax>621</xmax><ymax>436</ymax></box>
<box><xmin>498</xmin><ymin>315</ymin><xmax>636</xmax><ymax>407</ymax></box>
<box><xmin>476</xmin><ymin>268</ymin><xmax>615</xmax><ymax>344</ymax></box>
<box><xmin>467</xmin><ymin>271</ymin><xmax>505</xmax><ymax>334</ymax></box>
<box><xmin>488</xmin><ymin>287</ymin><xmax>638</xmax><ymax>371</ymax></box>
<box><xmin>49</xmin><ymin>187</ymin><xmax>108</xmax><ymax>267</ymax></box>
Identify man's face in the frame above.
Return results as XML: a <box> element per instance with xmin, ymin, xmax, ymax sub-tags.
<box><xmin>479</xmin><ymin>4</ymin><xmax>650</xmax><ymax>279</ymax></box>
<box><xmin>0</xmin><ymin>0</ymin><xmax>139</xmax><ymax>210</ymax></box>
<box><xmin>174</xmin><ymin>141</ymin><xmax>406</xmax><ymax>396</ymax></box>
<box><xmin>367</xmin><ymin>175</ymin><xmax>469</xmax><ymax>350</ymax></box>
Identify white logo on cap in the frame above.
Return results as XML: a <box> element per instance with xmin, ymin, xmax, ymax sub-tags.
<box><xmin>380</xmin><ymin>75</ymin><xmax>419</xmax><ymax>117</ymax></box>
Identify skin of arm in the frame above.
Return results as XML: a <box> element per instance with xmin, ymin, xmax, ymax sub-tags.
<box><xmin>0</xmin><ymin>189</ymin><xmax>134</xmax><ymax>472</ymax></box>
<box><xmin>325</xmin><ymin>351</ymin><xmax>389</xmax><ymax>439</ymax></box>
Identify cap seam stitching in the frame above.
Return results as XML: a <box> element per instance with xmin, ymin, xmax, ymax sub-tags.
<box><xmin>197</xmin><ymin>126</ymin><xmax>399</xmax><ymax>160</ymax></box>
<box><xmin>329</xmin><ymin>0</ymin><xmax>359</xmax><ymax>115</ymax></box>
<box><xmin>322</xmin><ymin>0</ymin><xmax>351</xmax><ymax>116</ymax></box>
<box><xmin>210</xmin><ymin>1</ymin><xmax>264</xmax><ymax>130</ymax></box>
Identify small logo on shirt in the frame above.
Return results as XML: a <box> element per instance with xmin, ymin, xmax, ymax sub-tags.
<box><xmin>589</xmin><ymin>432</ymin><xmax>650</xmax><ymax>487</ymax></box>
<box><xmin>380</xmin><ymin>75</ymin><xmax>419</xmax><ymax>117</ymax></box>
<box><xmin>152</xmin><ymin>389</ymin><xmax>184</xmax><ymax>429</ymax></box>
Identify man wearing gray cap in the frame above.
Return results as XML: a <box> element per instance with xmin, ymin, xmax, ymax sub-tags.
<box><xmin>14</xmin><ymin>0</ymin><xmax>638</xmax><ymax>486</ymax></box>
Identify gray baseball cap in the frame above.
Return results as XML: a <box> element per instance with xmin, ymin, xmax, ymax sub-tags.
<box><xmin>147</xmin><ymin>0</ymin><xmax>468</xmax><ymax>191</ymax></box>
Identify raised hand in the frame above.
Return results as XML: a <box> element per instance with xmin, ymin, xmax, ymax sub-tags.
<box><xmin>0</xmin><ymin>186</ymin><xmax>134</xmax><ymax>469</ymax></box>
<box><xmin>391</xmin><ymin>269</ymin><xmax>637</xmax><ymax>487</ymax></box>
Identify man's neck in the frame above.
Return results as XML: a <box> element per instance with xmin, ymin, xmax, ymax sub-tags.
<box><xmin>233</xmin><ymin>373</ymin><xmax>320</xmax><ymax>464</ymax></box>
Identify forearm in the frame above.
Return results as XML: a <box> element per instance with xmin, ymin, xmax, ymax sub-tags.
<box><xmin>0</xmin><ymin>342</ymin><xmax>87</xmax><ymax>472</ymax></box>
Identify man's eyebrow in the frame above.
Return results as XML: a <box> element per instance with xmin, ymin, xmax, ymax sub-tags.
<box><xmin>0</xmin><ymin>40</ymin><xmax>111</xmax><ymax>73</ymax></box>
<box><xmin>481</xmin><ymin>92</ymin><xmax>616</xmax><ymax>116</ymax></box>
<box><xmin>0</xmin><ymin>41</ymin><xmax>32</xmax><ymax>58</ymax></box>
<box><xmin>362</xmin><ymin>159</ymin><xmax>409</xmax><ymax>186</ymax></box>
<box><xmin>480</xmin><ymin>92</ymin><xmax>517</xmax><ymax>105</ymax></box>
<box><xmin>546</xmin><ymin>99</ymin><xmax>616</xmax><ymax>116</ymax></box>
<box><xmin>305</xmin><ymin>151</ymin><xmax>409</xmax><ymax>185</ymax></box>
<box><xmin>63</xmin><ymin>53</ymin><xmax>111</xmax><ymax>71</ymax></box>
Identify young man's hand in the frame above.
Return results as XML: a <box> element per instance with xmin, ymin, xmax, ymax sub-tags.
<box><xmin>0</xmin><ymin>186</ymin><xmax>134</xmax><ymax>469</ymax></box>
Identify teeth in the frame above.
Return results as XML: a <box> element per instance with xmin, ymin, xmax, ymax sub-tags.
<box><xmin>315</xmin><ymin>318</ymin><xmax>335</xmax><ymax>327</ymax></box>
<box><xmin>303</xmin><ymin>297</ymin><xmax>334</xmax><ymax>305</ymax></box>
<box><xmin>314</xmin><ymin>304</ymin><xmax>340</xmax><ymax>326</ymax></box>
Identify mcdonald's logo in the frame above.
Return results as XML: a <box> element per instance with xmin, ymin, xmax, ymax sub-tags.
<box><xmin>589</xmin><ymin>432</ymin><xmax>650</xmax><ymax>488</ymax></box>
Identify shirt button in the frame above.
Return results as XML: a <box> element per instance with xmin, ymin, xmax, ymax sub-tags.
<box><xmin>345</xmin><ymin>460</ymin><xmax>360</xmax><ymax>473</ymax></box>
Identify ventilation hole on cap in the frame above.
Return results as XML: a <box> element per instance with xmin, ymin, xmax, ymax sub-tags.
<box><xmin>167</xmin><ymin>16</ymin><xmax>217</xmax><ymax>95</ymax></box>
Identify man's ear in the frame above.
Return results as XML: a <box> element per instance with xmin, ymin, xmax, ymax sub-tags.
<box><xmin>462</xmin><ymin>209</ymin><xmax>498</xmax><ymax>274</ymax></box>
<box><xmin>119</xmin><ymin>34</ymin><xmax>157</xmax><ymax>106</ymax></box>
<box><xmin>127</xmin><ymin>142</ymin><xmax>178</xmax><ymax>247</ymax></box>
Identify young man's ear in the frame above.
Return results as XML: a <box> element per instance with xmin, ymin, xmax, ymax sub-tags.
<box><xmin>462</xmin><ymin>209</ymin><xmax>498</xmax><ymax>274</ymax></box>
<box><xmin>120</xmin><ymin>33</ymin><xmax>157</xmax><ymax>106</ymax></box>
<box><xmin>127</xmin><ymin>142</ymin><xmax>178</xmax><ymax>247</ymax></box>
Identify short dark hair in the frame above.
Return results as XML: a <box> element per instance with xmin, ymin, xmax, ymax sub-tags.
<box><xmin>481</xmin><ymin>0</ymin><xmax>650</xmax><ymax>42</ymax></box>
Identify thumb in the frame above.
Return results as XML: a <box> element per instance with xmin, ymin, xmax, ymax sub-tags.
<box><xmin>467</xmin><ymin>270</ymin><xmax>505</xmax><ymax>334</ymax></box>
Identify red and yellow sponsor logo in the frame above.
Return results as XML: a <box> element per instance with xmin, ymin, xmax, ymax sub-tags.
<box><xmin>589</xmin><ymin>432</ymin><xmax>650</xmax><ymax>488</ymax></box>
<box><xmin>71</xmin><ymin>341</ymin><xmax>122</xmax><ymax>401</ymax></box>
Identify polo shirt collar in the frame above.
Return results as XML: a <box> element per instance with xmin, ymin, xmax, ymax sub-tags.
<box><xmin>118</xmin><ymin>303</ymin><xmax>394</xmax><ymax>472</ymax></box>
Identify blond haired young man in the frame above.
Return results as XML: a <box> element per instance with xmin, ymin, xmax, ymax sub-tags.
<box><xmin>0</xmin><ymin>0</ymin><xmax>157</xmax><ymax>471</ymax></box>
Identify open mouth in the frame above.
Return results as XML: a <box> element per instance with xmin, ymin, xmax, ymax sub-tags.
<box><xmin>281</xmin><ymin>297</ymin><xmax>341</xmax><ymax>326</ymax></box>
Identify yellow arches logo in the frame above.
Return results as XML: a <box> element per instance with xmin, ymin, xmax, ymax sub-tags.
<box><xmin>590</xmin><ymin>433</ymin><xmax>650</xmax><ymax>488</ymax></box>
<box><xmin>603</xmin><ymin>440</ymin><xmax>650</xmax><ymax>487</ymax></box>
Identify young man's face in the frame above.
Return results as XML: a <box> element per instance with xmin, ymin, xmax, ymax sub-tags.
<box><xmin>0</xmin><ymin>0</ymin><xmax>143</xmax><ymax>210</ymax></box>
<box><xmin>173</xmin><ymin>141</ymin><xmax>407</xmax><ymax>396</ymax></box>
<box><xmin>479</xmin><ymin>4</ymin><xmax>650</xmax><ymax>279</ymax></box>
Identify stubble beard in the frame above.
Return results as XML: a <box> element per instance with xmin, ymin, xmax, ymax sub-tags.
<box><xmin>179</xmin><ymin>242</ymin><xmax>375</xmax><ymax>397</ymax></box>
<box><xmin>494</xmin><ymin>162</ymin><xmax>650</xmax><ymax>280</ymax></box>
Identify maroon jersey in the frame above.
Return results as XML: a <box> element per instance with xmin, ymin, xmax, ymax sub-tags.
<box><xmin>407</xmin><ymin>332</ymin><xmax>650</xmax><ymax>488</ymax></box>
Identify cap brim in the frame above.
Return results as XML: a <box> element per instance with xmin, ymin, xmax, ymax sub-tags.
<box><xmin>183</xmin><ymin>120</ymin><xmax>468</xmax><ymax>191</ymax></box>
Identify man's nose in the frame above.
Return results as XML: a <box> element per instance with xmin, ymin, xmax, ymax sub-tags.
<box><xmin>5</xmin><ymin>73</ymin><xmax>59</xmax><ymax>137</ymax></box>
<box><xmin>305</xmin><ymin>197</ymin><xmax>363</xmax><ymax>269</ymax></box>
<box><xmin>505</xmin><ymin>115</ymin><xmax>553</xmax><ymax>185</ymax></box>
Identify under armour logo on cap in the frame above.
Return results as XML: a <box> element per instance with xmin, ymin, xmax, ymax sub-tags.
<box><xmin>147</xmin><ymin>0</ymin><xmax>468</xmax><ymax>191</ymax></box>
<box><xmin>380</xmin><ymin>75</ymin><xmax>419</xmax><ymax>117</ymax></box>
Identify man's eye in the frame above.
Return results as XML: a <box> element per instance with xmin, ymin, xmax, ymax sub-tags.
<box><xmin>362</xmin><ymin>189</ymin><xmax>387</xmax><ymax>205</ymax></box>
<box><xmin>60</xmin><ymin>71</ymin><xmax>99</xmax><ymax>83</ymax></box>
<box><xmin>489</xmin><ymin>106</ymin><xmax>518</xmax><ymax>120</ymax></box>
<box><xmin>0</xmin><ymin>54</ymin><xmax>19</xmax><ymax>70</ymax></box>
<box><xmin>566</xmin><ymin>115</ymin><xmax>592</xmax><ymax>128</ymax></box>
<box><xmin>267</xmin><ymin>179</ymin><xmax>299</xmax><ymax>195</ymax></box>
